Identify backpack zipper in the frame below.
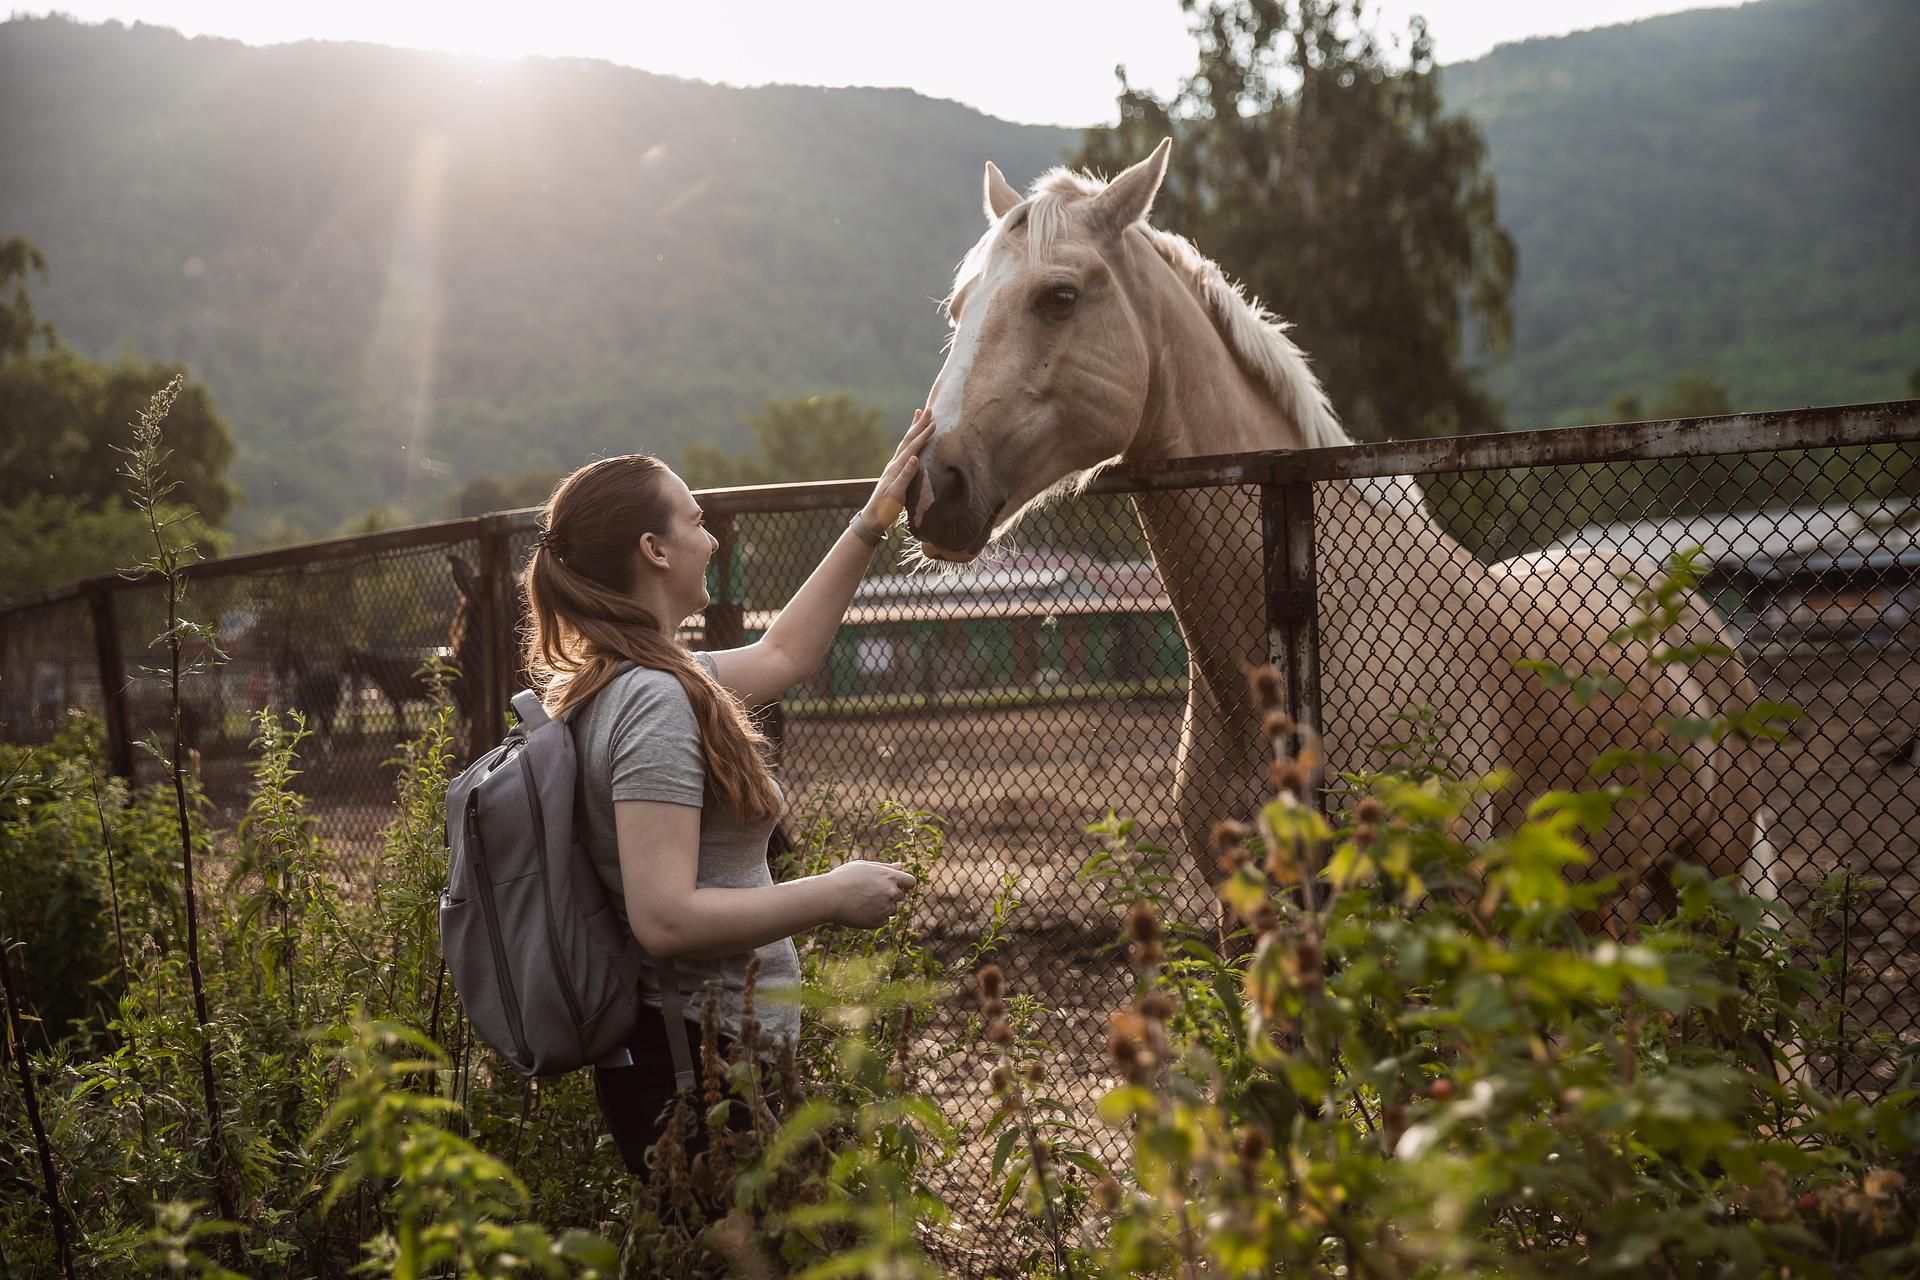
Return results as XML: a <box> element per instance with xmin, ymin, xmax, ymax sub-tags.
<box><xmin>520</xmin><ymin>751</ymin><xmax>589</xmax><ymax>1060</ymax></box>
<box><xmin>467</xmin><ymin>783</ymin><xmax>532</xmax><ymax>1066</ymax></box>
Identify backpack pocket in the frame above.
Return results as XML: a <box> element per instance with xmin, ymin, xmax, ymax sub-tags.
<box><xmin>439</xmin><ymin>893</ymin><xmax>530</xmax><ymax>1071</ymax></box>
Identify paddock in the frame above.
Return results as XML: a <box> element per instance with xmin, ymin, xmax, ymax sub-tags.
<box><xmin>4</xmin><ymin>403</ymin><xmax>1917</xmax><ymax>1270</ymax></box>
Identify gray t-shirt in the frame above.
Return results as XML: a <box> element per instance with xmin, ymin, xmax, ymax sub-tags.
<box><xmin>569</xmin><ymin>652</ymin><xmax>800</xmax><ymax>1049</ymax></box>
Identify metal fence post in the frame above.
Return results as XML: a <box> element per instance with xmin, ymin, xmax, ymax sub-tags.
<box><xmin>85</xmin><ymin>583</ymin><xmax>134</xmax><ymax>780</ymax></box>
<box><xmin>1261</xmin><ymin>479</ymin><xmax>1322</xmax><ymax>740</ymax></box>
<box><xmin>476</xmin><ymin>518</ymin><xmax>515</xmax><ymax>742</ymax></box>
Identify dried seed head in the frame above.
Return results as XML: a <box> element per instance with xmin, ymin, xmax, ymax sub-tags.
<box><xmin>1246</xmin><ymin>664</ymin><xmax>1283</xmax><ymax>711</ymax></box>
<box><xmin>1125</xmin><ymin>902</ymin><xmax>1163</xmax><ymax>944</ymax></box>
<box><xmin>1270</xmin><ymin>759</ymin><xmax>1308</xmax><ymax>798</ymax></box>
<box><xmin>976</xmin><ymin>964</ymin><xmax>1004</xmax><ymax>1001</ymax></box>
<box><xmin>981</xmin><ymin>997</ymin><xmax>1007</xmax><ymax>1022</ymax></box>
<box><xmin>1023</xmin><ymin>1060</ymin><xmax>1044</xmax><ymax>1085</ymax></box>
<box><xmin>1108</xmin><ymin>1010</ymin><xmax>1151</xmax><ymax>1081</ymax></box>
<box><xmin>1294</xmin><ymin>938</ymin><xmax>1324</xmax><ymax>996</ymax></box>
<box><xmin>1262</xmin><ymin>709</ymin><xmax>1296</xmax><ymax>739</ymax></box>
<box><xmin>1210</xmin><ymin>819</ymin><xmax>1251</xmax><ymax>867</ymax></box>
<box><xmin>1236</xmin><ymin>1125</ymin><xmax>1267</xmax><ymax>1164</ymax></box>
<box><xmin>740</xmin><ymin>954</ymin><xmax>761</xmax><ymax>1021</ymax></box>
<box><xmin>1130</xmin><ymin>939</ymin><xmax>1165</xmax><ymax>967</ymax></box>
<box><xmin>1093</xmin><ymin>1177</ymin><xmax>1122</xmax><ymax>1213</ymax></box>
<box><xmin>1353</xmin><ymin>824</ymin><xmax>1377</xmax><ymax>850</ymax></box>
<box><xmin>989</xmin><ymin>1064</ymin><xmax>1013</xmax><ymax>1094</ymax></box>
<box><xmin>1136</xmin><ymin>991</ymin><xmax>1174</xmax><ymax>1022</ymax></box>
<box><xmin>1355</xmin><ymin>796</ymin><xmax>1385</xmax><ymax>825</ymax></box>
<box><xmin>1263</xmin><ymin>838</ymin><xmax>1300</xmax><ymax>886</ymax></box>
<box><xmin>985</xmin><ymin>1017</ymin><xmax>1014</xmax><ymax>1046</ymax></box>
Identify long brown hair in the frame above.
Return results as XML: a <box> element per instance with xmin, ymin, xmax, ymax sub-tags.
<box><xmin>523</xmin><ymin>454</ymin><xmax>779</xmax><ymax>824</ymax></box>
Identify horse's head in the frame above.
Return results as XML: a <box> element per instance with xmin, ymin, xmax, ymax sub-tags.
<box><xmin>907</xmin><ymin>140</ymin><xmax>1173</xmax><ymax>561</ymax></box>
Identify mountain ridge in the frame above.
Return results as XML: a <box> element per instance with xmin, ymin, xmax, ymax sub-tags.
<box><xmin>1</xmin><ymin>0</ymin><xmax>1912</xmax><ymax>535</ymax></box>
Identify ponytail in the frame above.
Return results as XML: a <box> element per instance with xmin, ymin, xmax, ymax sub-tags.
<box><xmin>523</xmin><ymin>455</ymin><xmax>780</xmax><ymax>824</ymax></box>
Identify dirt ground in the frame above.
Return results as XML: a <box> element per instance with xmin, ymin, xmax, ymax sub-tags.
<box><xmin>774</xmin><ymin>649</ymin><xmax>1916</xmax><ymax>1272</ymax></box>
<box><xmin>185</xmin><ymin>653</ymin><xmax>1916</xmax><ymax>1276</ymax></box>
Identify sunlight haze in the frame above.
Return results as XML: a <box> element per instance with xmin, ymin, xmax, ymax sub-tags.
<box><xmin>34</xmin><ymin>1</ymin><xmax>1750</xmax><ymax>126</ymax></box>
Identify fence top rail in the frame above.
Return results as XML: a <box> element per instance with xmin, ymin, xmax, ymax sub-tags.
<box><xmin>4</xmin><ymin>399</ymin><xmax>1914</xmax><ymax>620</ymax></box>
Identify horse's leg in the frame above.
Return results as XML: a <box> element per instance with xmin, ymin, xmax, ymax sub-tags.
<box><xmin>378</xmin><ymin>664</ymin><xmax>410</xmax><ymax>738</ymax></box>
<box><xmin>1176</xmin><ymin>669</ymin><xmax>1266</xmax><ymax>953</ymax></box>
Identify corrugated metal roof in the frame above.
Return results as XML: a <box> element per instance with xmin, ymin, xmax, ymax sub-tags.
<box><xmin>1547</xmin><ymin>502</ymin><xmax>1920</xmax><ymax>569</ymax></box>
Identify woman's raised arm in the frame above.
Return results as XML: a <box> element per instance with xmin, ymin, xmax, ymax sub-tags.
<box><xmin>705</xmin><ymin>408</ymin><xmax>934</xmax><ymax>706</ymax></box>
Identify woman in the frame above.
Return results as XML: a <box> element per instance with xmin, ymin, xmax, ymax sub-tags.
<box><xmin>522</xmin><ymin>409</ymin><xmax>936</xmax><ymax>1174</ymax></box>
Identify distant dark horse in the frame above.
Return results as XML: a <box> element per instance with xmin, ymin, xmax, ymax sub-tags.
<box><xmin>274</xmin><ymin>642</ymin><xmax>433</xmax><ymax>747</ymax></box>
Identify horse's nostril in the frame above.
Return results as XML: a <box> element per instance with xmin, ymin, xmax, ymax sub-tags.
<box><xmin>930</xmin><ymin>461</ymin><xmax>968</xmax><ymax>506</ymax></box>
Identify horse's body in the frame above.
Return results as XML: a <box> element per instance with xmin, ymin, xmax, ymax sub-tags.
<box><xmin>904</xmin><ymin>142</ymin><xmax>1776</xmax><ymax>924</ymax></box>
<box><xmin>274</xmin><ymin>643</ymin><xmax>431</xmax><ymax>747</ymax></box>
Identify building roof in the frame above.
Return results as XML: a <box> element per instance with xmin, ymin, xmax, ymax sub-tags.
<box><xmin>1547</xmin><ymin>501</ymin><xmax>1920</xmax><ymax>571</ymax></box>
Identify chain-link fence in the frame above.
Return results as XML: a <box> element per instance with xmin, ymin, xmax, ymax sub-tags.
<box><xmin>3</xmin><ymin>402</ymin><xmax>1916</xmax><ymax>1269</ymax></box>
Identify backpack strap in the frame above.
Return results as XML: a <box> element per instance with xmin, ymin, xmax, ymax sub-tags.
<box><xmin>654</xmin><ymin>958</ymin><xmax>697</xmax><ymax>1092</ymax></box>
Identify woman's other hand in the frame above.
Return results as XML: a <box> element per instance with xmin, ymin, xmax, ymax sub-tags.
<box><xmin>823</xmin><ymin>859</ymin><xmax>919</xmax><ymax>929</ymax></box>
<box><xmin>863</xmin><ymin>408</ymin><xmax>936</xmax><ymax>529</ymax></box>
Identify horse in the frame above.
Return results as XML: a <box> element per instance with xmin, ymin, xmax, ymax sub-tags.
<box><xmin>273</xmin><ymin>642</ymin><xmax>430</xmax><ymax>749</ymax></box>
<box><xmin>903</xmin><ymin>139</ymin><xmax>1780</xmax><ymax>935</ymax></box>
<box><xmin>273</xmin><ymin>643</ymin><xmax>345</xmax><ymax>748</ymax></box>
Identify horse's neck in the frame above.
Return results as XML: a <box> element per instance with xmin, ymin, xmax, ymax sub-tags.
<box><xmin>1119</xmin><ymin>254</ymin><xmax>1474</xmax><ymax>703</ymax></box>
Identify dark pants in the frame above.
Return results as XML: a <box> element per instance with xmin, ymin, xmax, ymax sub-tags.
<box><xmin>591</xmin><ymin>1002</ymin><xmax>770</xmax><ymax>1175</ymax></box>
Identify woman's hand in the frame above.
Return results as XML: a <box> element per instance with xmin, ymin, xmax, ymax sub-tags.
<box><xmin>822</xmin><ymin>859</ymin><xmax>919</xmax><ymax>929</ymax></box>
<box><xmin>862</xmin><ymin>408</ymin><xmax>937</xmax><ymax>530</ymax></box>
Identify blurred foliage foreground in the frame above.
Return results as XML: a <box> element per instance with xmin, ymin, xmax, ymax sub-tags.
<box><xmin>0</xmin><ymin>382</ymin><xmax>1915</xmax><ymax>1280</ymax></box>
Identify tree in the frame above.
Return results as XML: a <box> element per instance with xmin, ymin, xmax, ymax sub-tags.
<box><xmin>0</xmin><ymin>238</ymin><xmax>238</xmax><ymax>528</ymax></box>
<box><xmin>1650</xmin><ymin>370</ymin><xmax>1734</xmax><ymax>420</ymax></box>
<box><xmin>1077</xmin><ymin>0</ymin><xmax>1517</xmax><ymax>441</ymax></box>
<box><xmin>448</xmin><ymin>469</ymin><xmax>566</xmax><ymax>518</ymax></box>
<box><xmin>0</xmin><ymin>493</ymin><xmax>225</xmax><ymax>604</ymax></box>
<box><xmin>0</xmin><ymin>235</ymin><xmax>54</xmax><ymax>358</ymax></box>
<box><xmin>1906</xmin><ymin>365</ymin><xmax>1919</xmax><ymax>399</ymax></box>
<box><xmin>1605</xmin><ymin>392</ymin><xmax>1646</xmax><ymax>424</ymax></box>
<box><xmin>680</xmin><ymin>394</ymin><xmax>897</xmax><ymax>489</ymax></box>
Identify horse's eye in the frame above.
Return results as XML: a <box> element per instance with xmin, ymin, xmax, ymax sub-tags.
<box><xmin>1036</xmin><ymin>284</ymin><xmax>1079</xmax><ymax>317</ymax></box>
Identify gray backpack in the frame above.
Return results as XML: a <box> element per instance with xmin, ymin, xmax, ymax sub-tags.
<box><xmin>440</xmin><ymin>676</ymin><xmax>693</xmax><ymax>1086</ymax></box>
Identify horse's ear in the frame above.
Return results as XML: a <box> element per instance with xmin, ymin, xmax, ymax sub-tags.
<box><xmin>983</xmin><ymin>161</ymin><xmax>1021</xmax><ymax>221</ymax></box>
<box><xmin>1088</xmin><ymin>137</ymin><xmax>1172</xmax><ymax>237</ymax></box>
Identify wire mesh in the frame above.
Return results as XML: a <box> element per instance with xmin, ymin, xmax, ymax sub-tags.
<box><xmin>1369</xmin><ymin>447</ymin><xmax>1919</xmax><ymax>1097</ymax></box>
<box><xmin>0</xmin><ymin>416</ymin><xmax>1915</xmax><ymax>1276</ymax></box>
<box><xmin>98</xmin><ymin>536</ymin><xmax>483</xmax><ymax>891</ymax></box>
<box><xmin>0</xmin><ymin>594</ymin><xmax>101</xmax><ymax>745</ymax></box>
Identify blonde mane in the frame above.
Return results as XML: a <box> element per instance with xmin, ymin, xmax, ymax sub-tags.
<box><xmin>949</xmin><ymin>164</ymin><xmax>1353</xmax><ymax>453</ymax></box>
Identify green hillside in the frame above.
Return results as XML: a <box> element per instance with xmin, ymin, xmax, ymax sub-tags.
<box><xmin>0</xmin><ymin>16</ymin><xmax>1076</xmax><ymax>534</ymax></box>
<box><xmin>1447</xmin><ymin>0</ymin><xmax>1919</xmax><ymax>424</ymax></box>
<box><xmin>1</xmin><ymin>1</ymin><xmax>1914</xmax><ymax>536</ymax></box>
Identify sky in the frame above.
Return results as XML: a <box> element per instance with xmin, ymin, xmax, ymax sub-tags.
<box><xmin>33</xmin><ymin>1</ymin><xmax>1749</xmax><ymax>127</ymax></box>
